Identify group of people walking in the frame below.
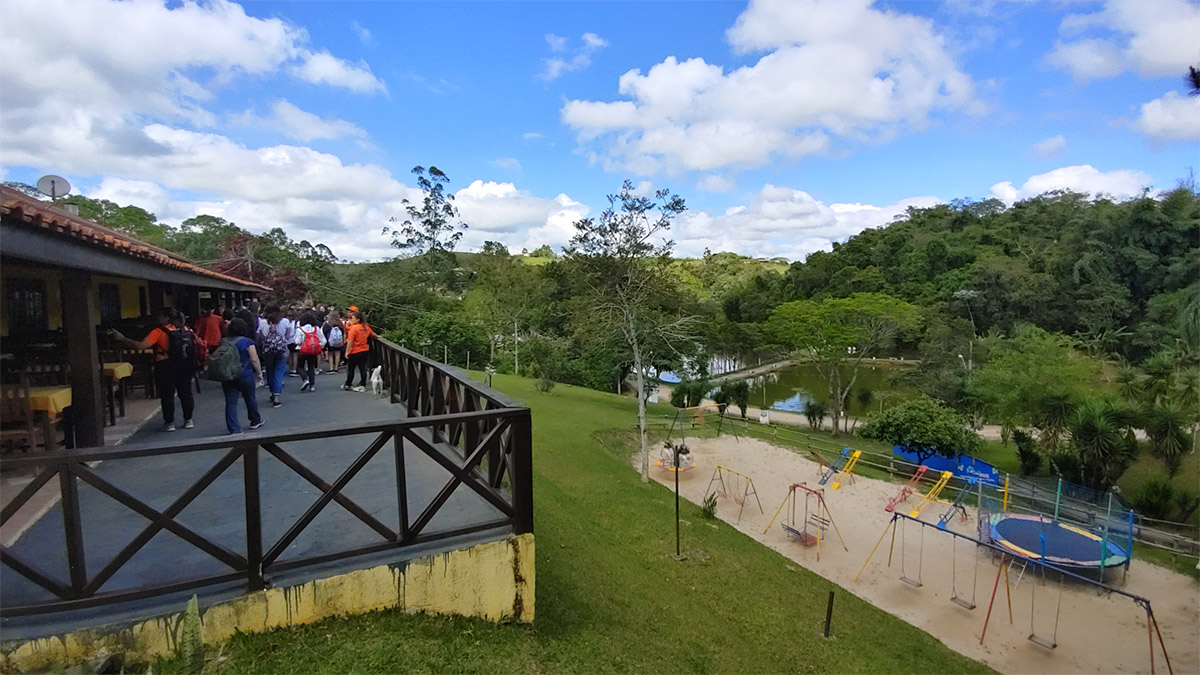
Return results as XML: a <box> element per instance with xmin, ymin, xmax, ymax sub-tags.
<box><xmin>109</xmin><ymin>301</ymin><xmax>375</xmax><ymax>435</ymax></box>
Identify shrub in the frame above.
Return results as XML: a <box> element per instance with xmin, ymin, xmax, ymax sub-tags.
<box><xmin>1012</xmin><ymin>429</ymin><xmax>1043</xmax><ymax>476</ymax></box>
<box><xmin>802</xmin><ymin>398</ymin><xmax>827</xmax><ymax>430</ymax></box>
<box><xmin>1131</xmin><ymin>477</ymin><xmax>1177</xmax><ymax>520</ymax></box>
<box><xmin>857</xmin><ymin>396</ymin><xmax>982</xmax><ymax>464</ymax></box>
<box><xmin>700</xmin><ymin>491</ymin><xmax>718</xmax><ymax>519</ymax></box>
<box><xmin>670</xmin><ymin>380</ymin><xmax>710</xmax><ymax>408</ymax></box>
<box><xmin>535</xmin><ymin>377</ymin><xmax>556</xmax><ymax>394</ymax></box>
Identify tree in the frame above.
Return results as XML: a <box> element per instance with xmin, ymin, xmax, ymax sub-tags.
<box><xmin>565</xmin><ymin>180</ymin><xmax>696</xmax><ymax>482</ymax></box>
<box><xmin>1186</xmin><ymin>65</ymin><xmax>1200</xmax><ymax>96</ymax></box>
<box><xmin>858</xmin><ymin>396</ymin><xmax>983</xmax><ymax>464</ymax></box>
<box><xmin>1146</xmin><ymin>401</ymin><xmax>1191</xmax><ymax>476</ymax></box>
<box><xmin>767</xmin><ymin>293</ymin><xmax>921</xmax><ymax>435</ymax></box>
<box><xmin>385</xmin><ymin>166</ymin><xmax>467</xmax><ymax>289</ymax></box>
<box><xmin>1062</xmin><ymin>398</ymin><xmax>1139</xmax><ymax>491</ymax></box>
<box><xmin>529</xmin><ymin>244</ymin><xmax>556</xmax><ymax>258</ymax></box>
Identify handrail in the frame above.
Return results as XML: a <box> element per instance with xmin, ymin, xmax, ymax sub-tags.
<box><xmin>1</xmin><ymin>337</ymin><xmax>534</xmax><ymax>617</ymax></box>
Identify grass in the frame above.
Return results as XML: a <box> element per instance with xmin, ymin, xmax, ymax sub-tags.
<box><xmin>167</xmin><ymin>375</ymin><xmax>989</xmax><ymax>674</ymax></box>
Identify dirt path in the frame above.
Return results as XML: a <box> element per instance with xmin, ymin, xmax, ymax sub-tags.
<box><xmin>644</xmin><ymin>435</ymin><xmax>1199</xmax><ymax>675</ymax></box>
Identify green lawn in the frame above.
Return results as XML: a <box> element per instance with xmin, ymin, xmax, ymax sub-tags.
<box><xmin>171</xmin><ymin>376</ymin><xmax>989</xmax><ymax>674</ymax></box>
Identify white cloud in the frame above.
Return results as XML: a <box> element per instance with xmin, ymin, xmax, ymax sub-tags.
<box><xmin>289</xmin><ymin>51</ymin><xmax>386</xmax><ymax>94</ymax></box>
<box><xmin>673</xmin><ymin>184</ymin><xmax>940</xmax><ymax>260</ymax></box>
<box><xmin>234</xmin><ymin>100</ymin><xmax>368</xmax><ymax>142</ymax></box>
<box><xmin>89</xmin><ymin>178</ymin><xmax>171</xmax><ymax>217</ymax></box>
<box><xmin>1134</xmin><ymin>91</ymin><xmax>1200</xmax><ymax>142</ymax></box>
<box><xmin>522</xmin><ymin>132</ymin><xmax>544</xmax><ymax>140</ymax></box>
<box><xmin>1047</xmin><ymin>0</ymin><xmax>1200</xmax><ymax>82</ymax></box>
<box><xmin>491</xmin><ymin>157</ymin><xmax>522</xmax><ymax>170</ymax></box>
<box><xmin>540</xmin><ymin>32</ymin><xmax>609</xmax><ymax>82</ymax></box>
<box><xmin>696</xmin><ymin>174</ymin><xmax>736</xmax><ymax>193</ymax></box>
<box><xmin>352</xmin><ymin>20</ymin><xmax>373</xmax><ymax>46</ymax></box>
<box><xmin>1032</xmin><ymin>134</ymin><xmax>1067</xmax><ymax>159</ymax></box>
<box><xmin>455</xmin><ymin>181</ymin><xmax>588</xmax><ymax>252</ymax></box>
<box><xmin>988</xmin><ymin>165</ymin><xmax>1152</xmax><ymax>204</ymax></box>
<box><xmin>562</xmin><ymin>0</ymin><xmax>975</xmax><ymax>174</ymax></box>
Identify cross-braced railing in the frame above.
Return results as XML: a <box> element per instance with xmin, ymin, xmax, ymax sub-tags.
<box><xmin>1</xmin><ymin>340</ymin><xmax>531</xmax><ymax>618</ymax></box>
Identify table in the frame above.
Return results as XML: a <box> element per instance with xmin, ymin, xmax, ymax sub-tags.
<box><xmin>28</xmin><ymin>385</ymin><xmax>72</xmax><ymax>450</ymax></box>
<box><xmin>103</xmin><ymin>361</ymin><xmax>134</xmax><ymax>424</ymax></box>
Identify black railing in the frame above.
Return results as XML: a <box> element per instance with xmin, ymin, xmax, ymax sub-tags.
<box><xmin>0</xmin><ymin>338</ymin><xmax>532</xmax><ymax>617</ymax></box>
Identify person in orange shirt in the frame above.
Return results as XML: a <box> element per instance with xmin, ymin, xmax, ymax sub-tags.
<box><xmin>195</xmin><ymin>303</ymin><xmax>224</xmax><ymax>354</ymax></box>
<box><xmin>340</xmin><ymin>310</ymin><xmax>374</xmax><ymax>392</ymax></box>
<box><xmin>110</xmin><ymin>307</ymin><xmax>195</xmax><ymax>432</ymax></box>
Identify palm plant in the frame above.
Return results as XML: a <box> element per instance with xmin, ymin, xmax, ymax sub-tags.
<box><xmin>1187</xmin><ymin>65</ymin><xmax>1200</xmax><ymax>96</ymax></box>
<box><xmin>802</xmin><ymin>397</ymin><xmax>827</xmax><ymax>431</ymax></box>
<box><xmin>1114</xmin><ymin>360</ymin><xmax>1144</xmax><ymax>402</ymax></box>
<box><xmin>1141</xmin><ymin>351</ymin><xmax>1176</xmax><ymax>405</ymax></box>
<box><xmin>1067</xmin><ymin>398</ymin><xmax>1139</xmax><ymax>491</ymax></box>
<box><xmin>1034</xmin><ymin>391</ymin><xmax>1075</xmax><ymax>452</ymax></box>
<box><xmin>1146</xmin><ymin>401</ymin><xmax>1192</xmax><ymax>476</ymax></box>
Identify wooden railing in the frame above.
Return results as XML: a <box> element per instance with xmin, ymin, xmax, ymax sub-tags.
<box><xmin>0</xmin><ymin>338</ymin><xmax>531</xmax><ymax>617</ymax></box>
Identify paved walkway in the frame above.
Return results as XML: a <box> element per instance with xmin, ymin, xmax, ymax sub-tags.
<box><xmin>2</xmin><ymin>369</ymin><xmax>507</xmax><ymax>637</ymax></box>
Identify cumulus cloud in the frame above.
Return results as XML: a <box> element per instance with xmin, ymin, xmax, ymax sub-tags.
<box><xmin>1032</xmin><ymin>134</ymin><xmax>1067</xmax><ymax>159</ymax></box>
<box><xmin>988</xmin><ymin>165</ymin><xmax>1152</xmax><ymax>204</ymax></box>
<box><xmin>233</xmin><ymin>100</ymin><xmax>368</xmax><ymax>142</ymax></box>
<box><xmin>289</xmin><ymin>50</ymin><xmax>386</xmax><ymax>94</ymax></box>
<box><xmin>673</xmin><ymin>184</ymin><xmax>940</xmax><ymax>260</ymax></box>
<box><xmin>1047</xmin><ymin>0</ymin><xmax>1200</xmax><ymax>82</ymax></box>
<box><xmin>491</xmin><ymin>157</ymin><xmax>522</xmax><ymax>170</ymax></box>
<box><xmin>696</xmin><ymin>174</ymin><xmax>736</xmax><ymax>193</ymax></box>
<box><xmin>561</xmin><ymin>0</ymin><xmax>975</xmax><ymax>175</ymax></box>
<box><xmin>90</xmin><ymin>178</ymin><xmax>172</xmax><ymax>217</ymax></box>
<box><xmin>540</xmin><ymin>32</ymin><xmax>609</xmax><ymax>82</ymax></box>
<box><xmin>1134</xmin><ymin>92</ymin><xmax>1200</xmax><ymax>142</ymax></box>
<box><xmin>454</xmin><ymin>181</ymin><xmax>588</xmax><ymax>252</ymax></box>
<box><xmin>522</xmin><ymin>131</ymin><xmax>544</xmax><ymax>140</ymax></box>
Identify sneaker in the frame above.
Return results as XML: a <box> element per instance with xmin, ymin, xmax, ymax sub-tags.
<box><xmin>249</xmin><ymin>420</ymin><xmax>265</xmax><ymax>430</ymax></box>
<box><xmin>300</xmin><ymin>382</ymin><xmax>311</xmax><ymax>392</ymax></box>
<box><xmin>308</xmin><ymin>385</ymin><xmax>316</xmax><ymax>392</ymax></box>
<box><xmin>287</xmin><ymin>371</ymin><xmax>300</xmax><ymax>377</ymax></box>
<box><xmin>341</xmin><ymin>384</ymin><xmax>352</xmax><ymax>391</ymax></box>
<box><xmin>315</xmin><ymin>369</ymin><xmax>323</xmax><ymax>375</ymax></box>
<box><xmin>160</xmin><ymin>423</ymin><xmax>176</xmax><ymax>432</ymax></box>
<box><xmin>352</xmin><ymin>385</ymin><xmax>366</xmax><ymax>393</ymax></box>
<box><xmin>182</xmin><ymin>420</ymin><xmax>194</xmax><ymax>429</ymax></box>
<box><xmin>272</xmin><ymin>398</ymin><xmax>282</xmax><ymax>408</ymax></box>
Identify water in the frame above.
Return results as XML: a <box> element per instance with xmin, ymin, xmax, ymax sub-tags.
<box><xmin>742</xmin><ymin>362</ymin><xmax>915</xmax><ymax>417</ymax></box>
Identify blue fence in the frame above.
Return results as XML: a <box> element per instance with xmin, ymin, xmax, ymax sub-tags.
<box><xmin>892</xmin><ymin>445</ymin><xmax>1000</xmax><ymax>485</ymax></box>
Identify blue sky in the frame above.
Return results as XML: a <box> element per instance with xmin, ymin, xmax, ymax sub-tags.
<box><xmin>2</xmin><ymin>0</ymin><xmax>1197</xmax><ymax>261</ymax></box>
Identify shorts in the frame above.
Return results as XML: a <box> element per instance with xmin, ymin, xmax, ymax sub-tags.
<box><xmin>326</xmin><ymin>344</ymin><xmax>345</xmax><ymax>356</ymax></box>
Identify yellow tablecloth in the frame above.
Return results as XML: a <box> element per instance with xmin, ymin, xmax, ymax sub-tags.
<box><xmin>103</xmin><ymin>362</ymin><xmax>134</xmax><ymax>380</ymax></box>
<box><xmin>28</xmin><ymin>386</ymin><xmax>72</xmax><ymax>416</ymax></box>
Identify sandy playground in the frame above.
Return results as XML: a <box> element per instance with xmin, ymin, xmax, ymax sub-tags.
<box><xmin>645</xmin><ymin>435</ymin><xmax>1200</xmax><ymax>674</ymax></box>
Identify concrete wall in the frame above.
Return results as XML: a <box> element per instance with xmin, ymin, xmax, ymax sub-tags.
<box><xmin>2</xmin><ymin>534</ymin><xmax>534</xmax><ymax>673</ymax></box>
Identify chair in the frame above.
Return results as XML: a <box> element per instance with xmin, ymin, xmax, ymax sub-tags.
<box><xmin>0</xmin><ymin>379</ymin><xmax>36</xmax><ymax>453</ymax></box>
<box><xmin>26</xmin><ymin>363</ymin><xmax>69</xmax><ymax>386</ymax></box>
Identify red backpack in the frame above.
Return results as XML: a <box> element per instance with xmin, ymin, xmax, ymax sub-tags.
<box><xmin>299</xmin><ymin>326</ymin><xmax>322</xmax><ymax>355</ymax></box>
<box><xmin>189</xmin><ymin>327</ymin><xmax>208</xmax><ymax>370</ymax></box>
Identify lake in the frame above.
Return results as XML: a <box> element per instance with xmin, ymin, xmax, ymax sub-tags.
<box><xmin>741</xmin><ymin>361</ymin><xmax>915</xmax><ymax>417</ymax></box>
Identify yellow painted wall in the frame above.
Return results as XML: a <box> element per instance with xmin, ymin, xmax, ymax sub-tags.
<box><xmin>1</xmin><ymin>533</ymin><xmax>534</xmax><ymax>673</ymax></box>
<box><xmin>0</xmin><ymin>267</ymin><xmax>148</xmax><ymax>337</ymax></box>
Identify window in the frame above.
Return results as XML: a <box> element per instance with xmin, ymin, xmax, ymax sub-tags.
<box><xmin>6</xmin><ymin>278</ymin><xmax>47</xmax><ymax>334</ymax></box>
<box><xmin>99</xmin><ymin>283</ymin><xmax>121</xmax><ymax>325</ymax></box>
<box><xmin>138</xmin><ymin>286</ymin><xmax>148</xmax><ymax>316</ymax></box>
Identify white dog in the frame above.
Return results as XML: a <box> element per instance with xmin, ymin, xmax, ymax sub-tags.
<box><xmin>369</xmin><ymin>365</ymin><xmax>385</xmax><ymax>397</ymax></box>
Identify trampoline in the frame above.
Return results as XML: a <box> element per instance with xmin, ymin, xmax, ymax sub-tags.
<box><xmin>986</xmin><ymin>513</ymin><xmax>1128</xmax><ymax>571</ymax></box>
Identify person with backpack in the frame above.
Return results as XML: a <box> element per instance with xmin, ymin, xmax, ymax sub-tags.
<box><xmin>341</xmin><ymin>310</ymin><xmax>374</xmax><ymax>392</ymax></box>
<box><xmin>109</xmin><ymin>307</ymin><xmax>195</xmax><ymax>431</ymax></box>
<box><xmin>210</xmin><ymin>317</ymin><xmax>264</xmax><ymax>434</ymax></box>
<box><xmin>294</xmin><ymin>311</ymin><xmax>327</xmax><ymax>392</ymax></box>
<box><xmin>323</xmin><ymin>310</ymin><xmax>346</xmax><ymax>374</ymax></box>
<box><xmin>256</xmin><ymin>304</ymin><xmax>291</xmax><ymax>408</ymax></box>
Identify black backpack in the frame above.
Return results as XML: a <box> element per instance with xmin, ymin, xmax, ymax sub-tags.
<box><xmin>166</xmin><ymin>327</ymin><xmax>194</xmax><ymax>363</ymax></box>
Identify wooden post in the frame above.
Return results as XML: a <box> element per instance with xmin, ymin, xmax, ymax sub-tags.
<box><xmin>511</xmin><ymin>412</ymin><xmax>534</xmax><ymax>535</ymax></box>
<box><xmin>62</xmin><ymin>269</ymin><xmax>104</xmax><ymax>448</ymax></box>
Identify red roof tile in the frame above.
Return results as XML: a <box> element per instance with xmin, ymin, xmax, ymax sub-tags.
<box><xmin>0</xmin><ymin>186</ymin><xmax>271</xmax><ymax>292</ymax></box>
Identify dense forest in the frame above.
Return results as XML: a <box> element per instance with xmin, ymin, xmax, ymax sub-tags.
<box><xmin>14</xmin><ymin>177</ymin><xmax>1199</xmax><ymax>501</ymax></box>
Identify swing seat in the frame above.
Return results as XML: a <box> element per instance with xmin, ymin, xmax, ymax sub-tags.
<box><xmin>782</xmin><ymin>523</ymin><xmax>818</xmax><ymax>547</ymax></box>
<box><xmin>950</xmin><ymin>595</ymin><xmax>976</xmax><ymax>610</ymax></box>
<box><xmin>1027</xmin><ymin>633</ymin><xmax>1057</xmax><ymax>649</ymax></box>
<box><xmin>899</xmin><ymin>575</ymin><xmax>923</xmax><ymax>587</ymax></box>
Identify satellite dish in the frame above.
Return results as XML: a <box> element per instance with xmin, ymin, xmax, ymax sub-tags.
<box><xmin>36</xmin><ymin>175</ymin><xmax>71</xmax><ymax>200</ymax></box>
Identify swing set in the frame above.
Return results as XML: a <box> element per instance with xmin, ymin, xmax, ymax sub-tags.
<box><xmin>762</xmin><ymin>482</ymin><xmax>848</xmax><ymax>561</ymax></box>
<box><xmin>705</xmin><ymin>465</ymin><xmax>763</xmax><ymax>523</ymax></box>
<box><xmin>856</xmin><ymin>513</ymin><xmax>1174</xmax><ymax>674</ymax></box>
